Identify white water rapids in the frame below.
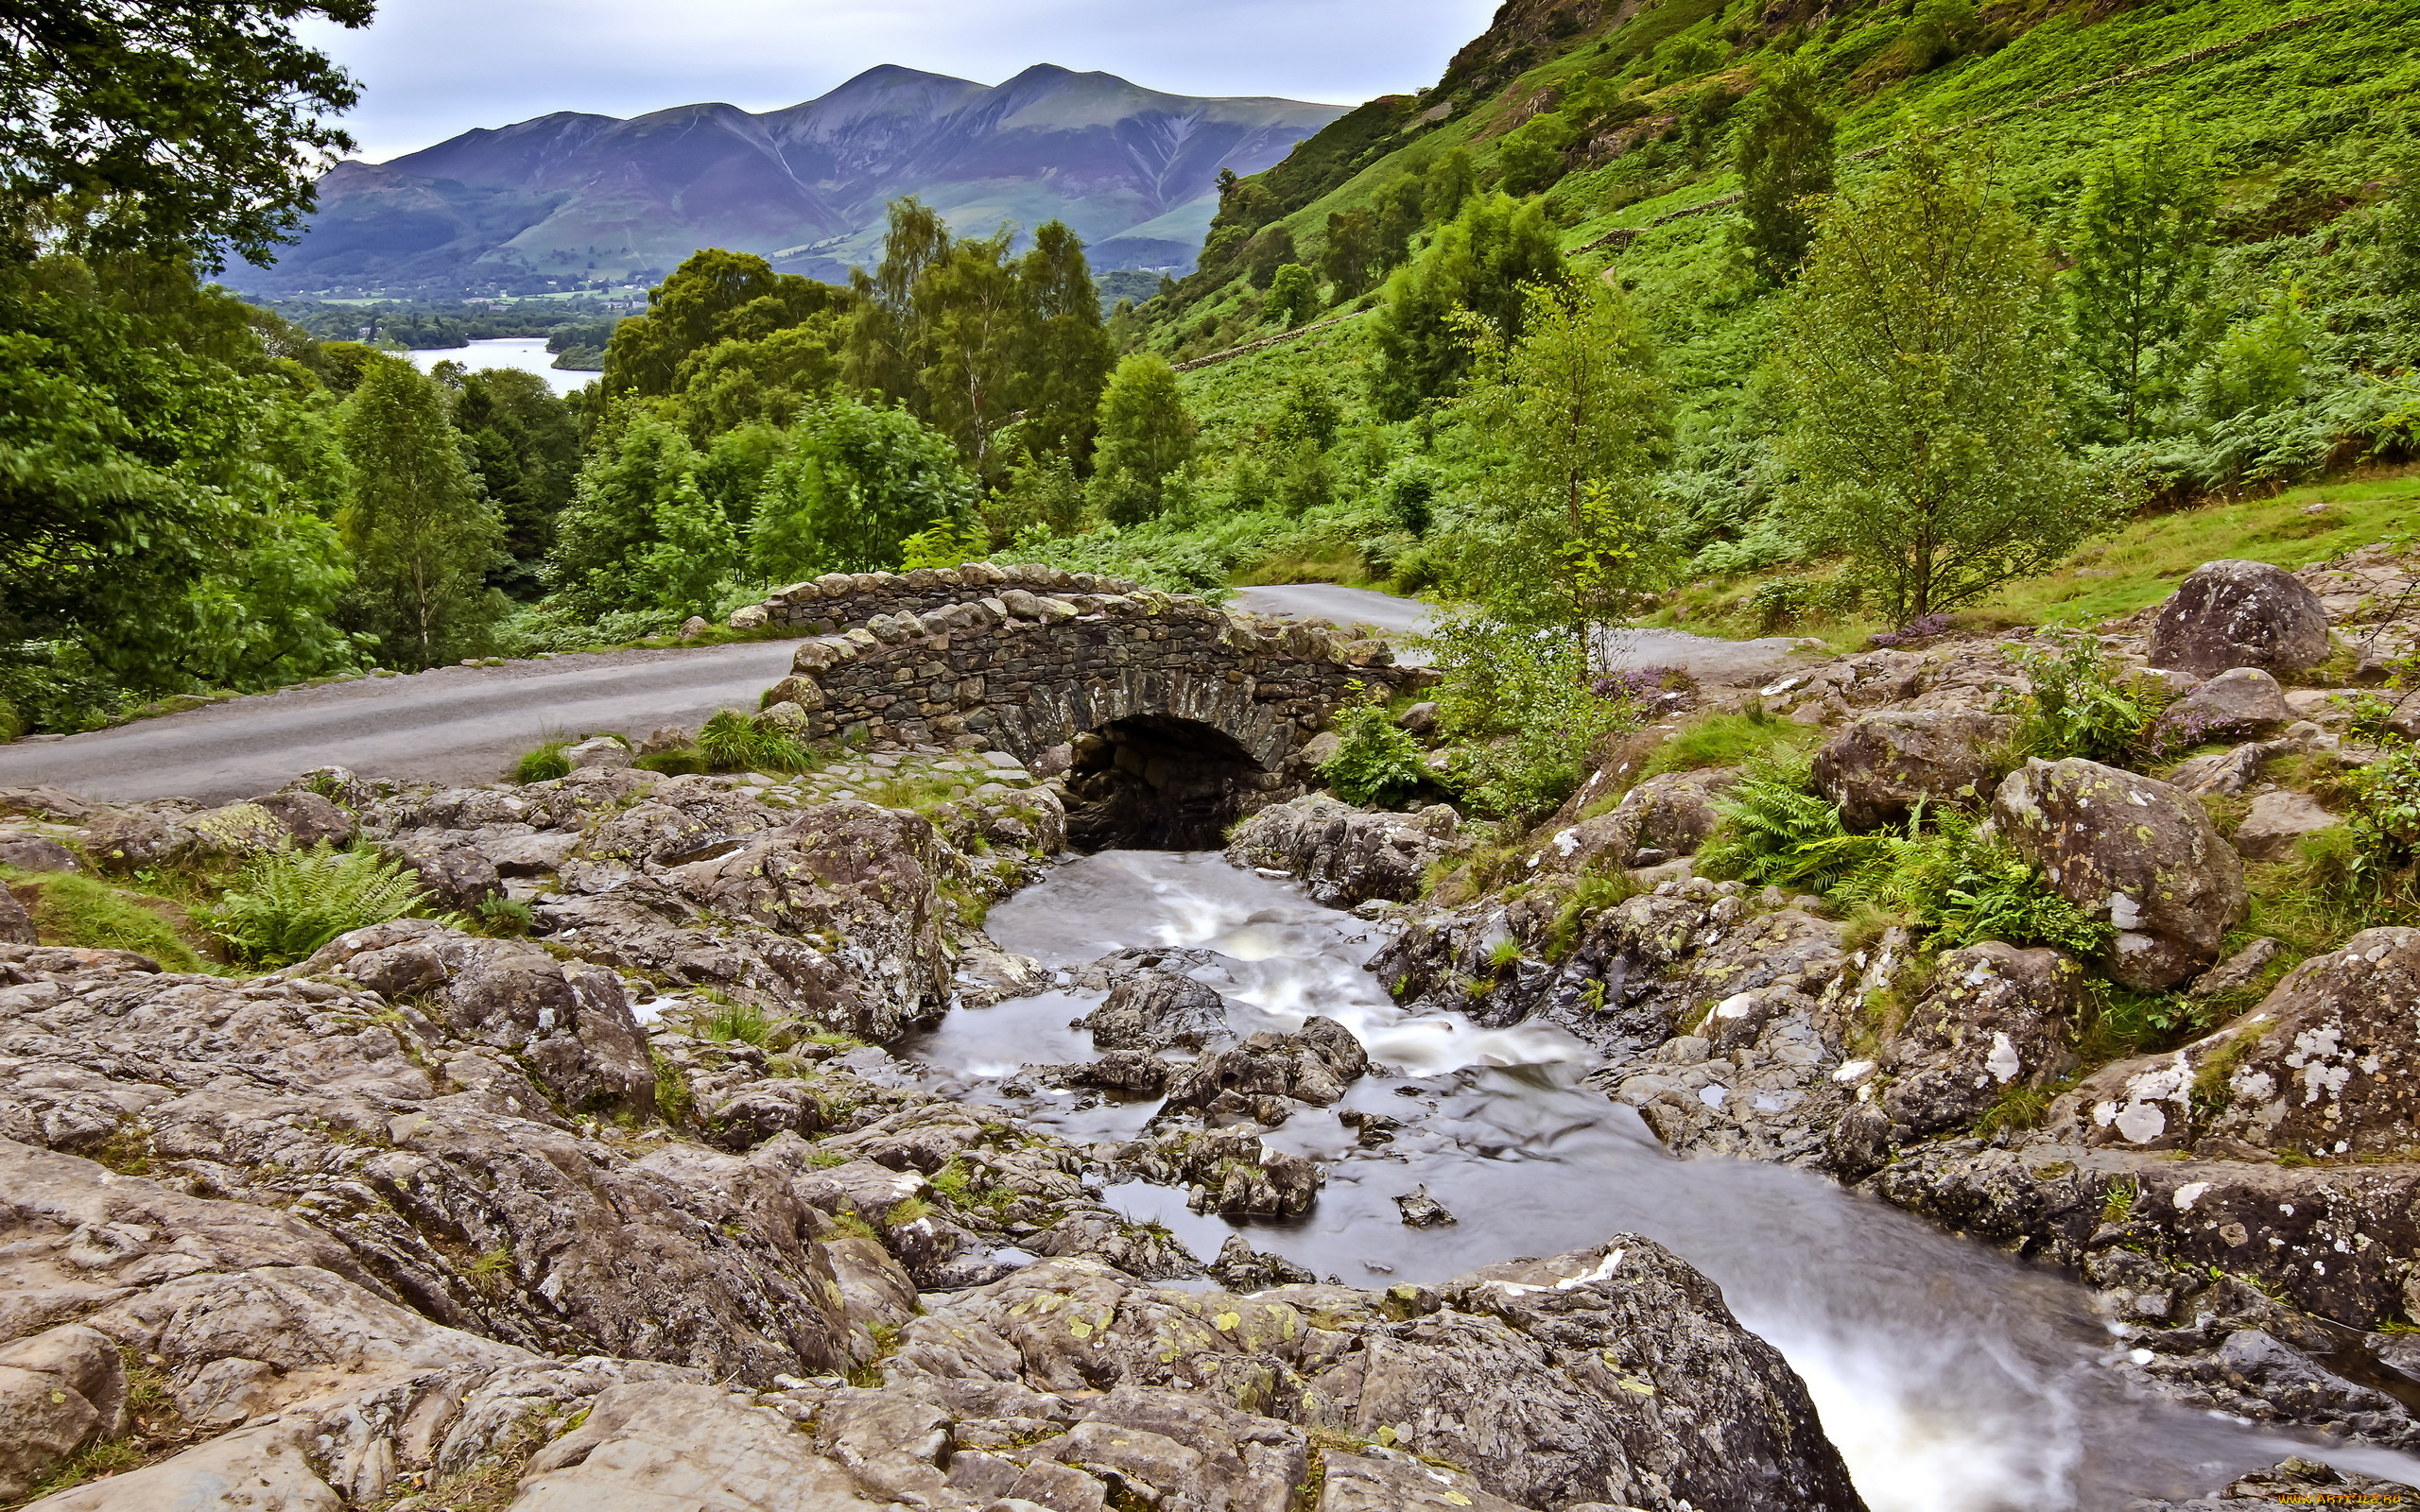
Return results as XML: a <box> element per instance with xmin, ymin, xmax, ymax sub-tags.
<box><xmin>900</xmin><ymin>850</ymin><xmax>2420</xmax><ymax>1510</ymax></box>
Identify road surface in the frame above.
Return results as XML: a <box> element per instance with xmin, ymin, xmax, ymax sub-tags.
<box><xmin>0</xmin><ymin>642</ymin><xmax>799</xmax><ymax>805</ymax></box>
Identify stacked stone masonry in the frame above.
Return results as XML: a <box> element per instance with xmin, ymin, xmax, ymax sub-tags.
<box><xmin>752</xmin><ymin>565</ymin><xmax>1418</xmax><ymax>767</ymax></box>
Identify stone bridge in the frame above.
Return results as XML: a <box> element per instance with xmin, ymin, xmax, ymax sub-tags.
<box><xmin>738</xmin><ymin>563</ymin><xmax>1424</xmax><ymax>846</ymax></box>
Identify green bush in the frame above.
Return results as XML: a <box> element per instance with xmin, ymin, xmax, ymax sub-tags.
<box><xmin>1426</xmin><ymin>616</ymin><xmax>1637</xmax><ymax>822</ymax></box>
<box><xmin>513</xmin><ymin>741</ymin><xmax>573</xmax><ymax>783</ymax></box>
<box><xmin>200</xmin><ymin>844</ymin><xmax>434</xmax><ymax>965</ymax></box>
<box><xmin>696</xmin><ymin>710</ymin><xmax>809</xmax><ymax>773</ymax></box>
<box><xmin>1321</xmin><ymin>704</ymin><xmax>1426</xmax><ymax>807</ymax></box>
<box><xmin>2006</xmin><ymin>630</ymin><xmax>2164</xmax><ymax>765</ymax></box>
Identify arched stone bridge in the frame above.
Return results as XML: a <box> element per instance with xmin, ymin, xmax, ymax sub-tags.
<box><xmin>740</xmin><ymin>564</ymin><xmax>1425</xmax><ymax>846</ymax></box>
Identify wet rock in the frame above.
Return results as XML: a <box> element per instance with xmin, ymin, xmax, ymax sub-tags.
<box><xmin>1209</xmin><ymin>1234</ymin><xmax>1316</xmax><ymax>1292</ymax></box>
<box><xmin>563</xmin><ymin>735</ymin><xmax>634</xmax><ymax>769</ymax></box>
<box><xmin>1394</xmin><ymin>1185</ymin><xmax>1456</xmax><ymax>1227</ymax></box>
<box><xmin>1812</xmin><ymin>711</ymin><xmax>2011</xmax><ymax>829</ymax></box>
<box><xmin>2148</xmin><ymin>559</ymin><xmax>2333</xmax><ymax>678</ymax></box>
<box><xmin>1115</xmin><ymin>1128</ymin><xmax>1324</xmax><ymax>1216</ymax></box>
<box><xmin>0</xmin><ymin>833</ymin><xmax>79</xmax><ymax>872</ymax></box>
<box><xmin>1030</xmin><ymin>1050</ymin><xmax>1174</xmax><ymax>1096</ymax></box>
<box><xmin>1223</xmin><ymin>794</ymin><xmax>1460</xmax><ymax>906</ymax></box>
<box><xmin>1992</xmin><ymin>757</ymin><xmax>2246</xmax><ymax>990</ymax></box>
<box><xmin>2230</xmin><ymin>788</ymin><xmax>2341</xmax><ymax>863</ymax></box>
<box><xmin>888</xmin><ymin>1242</ymin><xmax>1866</xmax><ymax>1512</ymax></box>
<box><xmin>1160</xmin><ymin>1018</ymin><xmax>1370</xmax><ymax>1117</ymax></box>
<box><xmin>1081</xmin><ymin>968</ymin><xmax>1232</xmax><ymax>1052</ymax></box>
<box><xmin>2161</xmin><ymin>667</ymin><xmax>2294</xmax><ymax>739</ymax></box>
<box><xmin>2132</xmin><ymin>1458</ymin><xmax>2419</xmax><ymax>1512</ymax></box>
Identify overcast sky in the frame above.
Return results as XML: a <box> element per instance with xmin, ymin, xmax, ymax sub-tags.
<box><xmin>302</xmin><ymin>0</ymin><xmax>1501</xmax><ymax>163</ymax></box>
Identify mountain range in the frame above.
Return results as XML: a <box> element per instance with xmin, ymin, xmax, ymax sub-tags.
<box><xmin>225</xmin><ymin>64</ymin><xmax>1347</xmax><ymax>299</ymax></box>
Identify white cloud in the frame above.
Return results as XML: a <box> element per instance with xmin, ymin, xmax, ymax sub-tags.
<box><xmin>302</xmin><ymin>0</ymin><xmax>1499</xmax><ymax>162</ymax></box>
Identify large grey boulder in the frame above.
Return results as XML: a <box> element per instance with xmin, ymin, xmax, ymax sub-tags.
<box><xmin>1081</xmin><ymin>968</ymin><xmax>1232</xmax><ymax>1052</ymax></box>
<box><xmin>1813</xmin><ymin>711</ymin><xmax>2012</xmax><ymax>829</ymax></box>
<box><xmin>2194</xmin><ymin>927</ymin><xmax>2420</xmax><ymax>1161</ymax></box>
<box><xmin>1160</xmin><ymin>1018</ymin><xmax>1370</xmax><ymax>1116</ymax></box>
<box><xmin>2148</xmin><ymin>559</ymin><xmax>2332</xmax><ymax>677</ymax></box>
<box><xmin>1223</xmin><ymin>793</ymin><xmax>1459</xmax><ymax>905</ymax></box>
<box><xmin>2160</xmin><ymin>666</ymin><xmax>2294</xmax><ymax>741</ymax></box>
<box><xmin>1992</xmin><ymin>758</ymin><xmax>2247</xmax><ymax>989</ymax></box>
<box><xmin>2231</xmin><ymin>789</ymin><xmax>2341</xmax><ymax>863</ymax></box>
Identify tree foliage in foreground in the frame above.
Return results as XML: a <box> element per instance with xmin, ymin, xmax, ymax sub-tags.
<box><xmin>1774</xmin><ymin>140</ymin><xmax>2118</xmax><ymax>623</ymax></box>
<box><xmin>0</xmin><ymin>0</ymin><xmax>372</xmax><ymax>266</ymax></box>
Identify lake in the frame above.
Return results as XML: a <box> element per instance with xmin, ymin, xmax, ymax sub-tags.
<box><xmin>405</xmin><ymin>336</ymin><xmax>595</xmax><ymax>397</ymax></box>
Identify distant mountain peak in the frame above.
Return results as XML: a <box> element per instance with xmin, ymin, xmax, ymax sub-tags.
<box><xmin>234</xmin><ymin>66</ymin><xmax>1346</xmax><ymax>298</ymax></box>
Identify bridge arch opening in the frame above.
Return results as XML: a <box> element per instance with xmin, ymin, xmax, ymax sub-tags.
<box><xmin>1058</xmin><ymin>713</ymin><xmax>1272</xmax><ymax>851</ymax></box>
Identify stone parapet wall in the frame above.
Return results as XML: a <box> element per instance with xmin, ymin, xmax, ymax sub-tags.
<box><xmin>762</xmin><ymin>585</ymin><xmax>1412</xmax><ymax>765</ymax></box>
<box><xmin>735</xmin><ymin>562</ymin><xmax>1145</xmax><ymax>637</ymax></box>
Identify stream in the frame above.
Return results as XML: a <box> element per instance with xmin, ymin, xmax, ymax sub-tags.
<box><xmin>902</xmin><ymin>850</ymin><xmax>2420</xmax><ymax>1510</ymax></box>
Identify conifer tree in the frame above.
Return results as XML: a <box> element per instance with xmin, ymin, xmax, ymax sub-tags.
<box><xmin>337</xmin><ymin>359</ymin><xmax>505</xmax><ymax>667</ymax></box>
<box><xmin>2067</xmin><ymin>120</ymin><xmax>2218</xmax><ymax>437</ymax></box>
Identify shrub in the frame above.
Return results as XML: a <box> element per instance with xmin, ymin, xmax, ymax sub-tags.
<box><xmin>475</xmin><ymin>894</ymin><xmax>533</xmax><ymax>936</ymax></box>
<box><xmin>200</xmin><ymin>844</ymin><xmax>433</xmax><ymax>965</ymax></box>
<box><xmin>634</xmin><ymin>746</ymin><xmax>709</xmax><ymax>776</ymax></box>
<box><xmin>696</xmin><ymin>709</ymin><xmax>809</xmax><ymax>773</ymax></box>
<box><xmin>1321</xmin><ymin>703</ymin><xmax>1426</xmax><ymax>807</ymax></box>
<box><xmin>1426</xmin><ymin>615</ymin><xmax>1638</xmax><ymax>822</ymax></box>
<box><xmin>2005</xmin><ymin>630</ymin><xmax>2164</xmax><ymax>765</ymax></box>
<box><xmin>513</xmin><ymin>741</ymin><xmax>573</xmax><ymax>783</ymax></box>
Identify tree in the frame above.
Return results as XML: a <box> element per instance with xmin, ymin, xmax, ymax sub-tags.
<box><xmin>1243</xmin><ymin>224</ymin><xmax>1298</xmax><ymax>289</ymax></box>
<box><xmin>547</xmin><ymin>413</ymin><xmax>700</xmax><ymax>617</ymax></box>
<box><xmin>1321</xmin><ymin>208</ymin><xmax>1376</xmax><ymax>298</ymax></box>
<box><xmin>846</xmin><ymin>198</ymin><xmax>953</xmax><ymax>407</ymax></box>
<box><xmin>628</xmin><ymin>475</ymin><xmax>741</xmax><ymax>618</ymax></box>
<box><xmin>1015</xmin><ymin>220</ymin><xmax>1115</xmax><ymax>469</ymax></box>
<box><xmin>1732</xmin><ymin>59</ymin><xmax>1835</xmax><ymax>284</ymax></box>
<box><xmin>2067</xmin><ymin>120</ymin><xmax>2217</xmax><ymax>437</ymax></box>
<box><xmin>338</xmin><ymin>358</ymin><xmax>505</xmax><ymax>667</ymax></box>
<box><xmin>1495</xmin><ymin>118</ymin><xmax>1566</xmax><ymax>198</ymax></box>
<box><xmin>1369</xmin><ymin>192</ymin><xmax>1568</xmax><ymax>419</ymax></box>
<box><xmin>1268</xmin><ymin>263</ymin><xmax>1321</xmax><ymax>328</ymax></box>
<box><xmin>914</xmin><ymin>229</ymin><xmax>1027</xmax><ymax>483</ymax></box>
<box><xmin>1422</xmin><ymin>147</ymin><xmax>1478</xmax><ymax>226</ymax></box>
<box><xmin>1455</xmin><ymin>281</ymin><xmax>1671</xmax><ymax>645</ymax></box>
<box><xmin>1374</xmin><ymin>176</ymin><xmax>1426</xmax><ymax>271</ymax></box>
<box><xmin>602</xmin><ymin>248</ymin><xmax>844</xmax><ymax>398</ymax></box>
<box><xmin>751</xmin><ymin>397</ymin><xmax>975</xmax><ymax>581</ymax></box>
<box><xmin>2195</xmin><ymin>284</ymin><xmax>2314</xmax><ymax>421</ymax></box>
<box><xmin>1088</xmin><ymin>354</ymin><xmax>1197</xmax><ymax>524</ymax></box>
<box><xmin>1773</xmin><ymin>140</ymin><xmax>2113</xmax><ymax>623</ymax></box>
<box><xmin>446</xmin><ymin>366</ymin><xmax>579</xmax><ymax>592</ymax></box>
<box><xmin>0</xmin><ymin>1</ymin><xmax>372</xmax><ymax>266</ymax></box>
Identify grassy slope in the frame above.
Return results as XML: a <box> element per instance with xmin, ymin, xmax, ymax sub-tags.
<box><xmin>1114</xmin><ymin>0</ymin><xmax>2420</xmax><ymax>618</ymax></box>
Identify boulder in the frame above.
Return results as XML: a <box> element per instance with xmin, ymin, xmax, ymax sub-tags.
<box><xmin>386</xmin><ymin>837</ymin><xmax>505</xmax><ymax>909</ymax></box>
<box><xmin>1117</xmin><ymin>1128</ymin><xmax>1325</xmax><ymax>1217</ymax></box>
<box><xmin>1599</xmin><ymin>767</ymin><xmax>1737</xmax><ymax>864</ymax></box>
<box><xmin>1081</xmin><ymin>969</ymin><xmax>1232</xmax><ymax>1052</ymax></box>
<box><xmin>0</xmin><ymin>885</ymin><xmax>32</xmax><ymax>945</ymax></box>
<box><xmin>2197</xmin><ymin>928</ymin><xmax>2420</xmax><ymax>1160</ymax></box>
<box><xmin>2148</xmin><ymin>560</ymin><xmax>2332</xmax><ymax>678</ymax></box>
<box><xmin>1223</xmin><ymin>794</ymin><xmax>1459</xmax><ymax>906</ymax></box>
<box><xmin>1813</xmin><ymin>712</ymin><xmax>2012</xmax><ymax>830</ymax></box>
<box><xmin>1992</xmin><ymin>758</ymin><xmax>2247</xmax><ymax>989</ymax></box>
<box><xmin>2230</xmin><ymin>789</ymin><xmax>2341</xmax><ymax>864</ymax></box>
<box><xmin>636</xmin><ymin>724</ymin><xmax>693</xmax><ymax>755</ymax></box>
<box><xmin>727</xmin><ymin>603</ymin><xmax>769</xmax><ymax>631</ymax></box>
<box><xmin>1875</xmin><ymin>942</ymin><xmax>2082</xmax><ymax>1140</ymax></box>
<box><xmin>2159</xmin><ymin>667</ymin><xmax>2294</xmax><ymax>742</ymax></box>
<box><xmin>0</xmin><ymin>833</ymin><xmax>80</xmax><ymax>872</ymax></box>
<box><xmin>1160</xmin><ymin>1019</ymin><xmax>1370</xmax><ymax>1116</ymax></box>
<box><xmin>562</xmin><ymin>735</ymin><xmax>634</xmax><ymax>770</ymax></box>
<box><xmin>247</xmin><ymin>789</ymin><xmax>356</xmax><ymax>849</ymax></box>
<box><xmin>0</xmin><ymin>1324</ymin><xmax>124</xmax><ymax>1499</ymax></box>
<box><xmin>185</xmin><ymin>801</ymin><xmax>294</xmax><ymax>859</ymax></box>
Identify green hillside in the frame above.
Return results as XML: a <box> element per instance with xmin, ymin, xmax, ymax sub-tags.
<box><xmin>1037</xmin><ymin>0</ymin><xmax>2420</xmax><ymax>635</ymax></box>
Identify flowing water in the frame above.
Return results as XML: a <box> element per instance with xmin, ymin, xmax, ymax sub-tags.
<box><xmin>903</xmin><ymin>850</ymin><xmax>2420</xmax><ymax>1510</ymax></box>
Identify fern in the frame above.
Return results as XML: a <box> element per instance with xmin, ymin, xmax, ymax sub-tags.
<box><xmin>1698</xmin><ymin>753</ymin><xmax>1857</xmax><ymax>886</ymax></box>
<box><xmin>201</xmin><ymin>843</ymin><xmax>432</xmax><ymax>965</ymax></box>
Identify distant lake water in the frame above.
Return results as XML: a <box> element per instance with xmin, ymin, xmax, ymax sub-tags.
<box><xmin>406</xmin><ymin>337</ymin><xmax>594</xmax><ymax>396</ymax></box>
